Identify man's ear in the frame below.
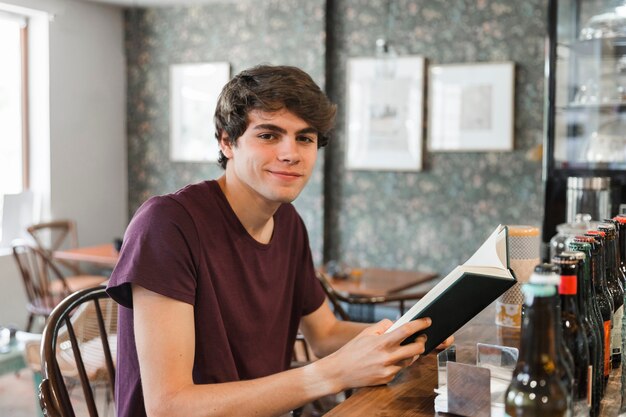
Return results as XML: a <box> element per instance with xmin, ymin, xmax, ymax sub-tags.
<box><xmin>219</xmin><ymin>131</ymin><xmax>234</xmax><ymax>159</ymax></box>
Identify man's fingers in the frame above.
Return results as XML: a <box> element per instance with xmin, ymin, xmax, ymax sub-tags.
<box><xmin>436</xmin><ymin>335</ymin><xmax>455</xmax><ymax>350</ymax></box>
<box><xmin>385</xmin><ymin>317</ymin><xmax>431</xmax><ymax>345</ymax></box>
<box><xmin>387</xmin><ymin>334</ymin><xmax>427</xmax><ymax>365</ymax></box>
<box><xmin>359</xmin><ymin>319</ymin><xmax>394</xmax><ymax>337</ymax></box>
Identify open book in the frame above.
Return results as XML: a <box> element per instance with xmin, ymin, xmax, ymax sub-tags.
<box><xmin>385</xmin><ymin>225</ymin><xmax>516</xmax><ymax>354</ymax></box>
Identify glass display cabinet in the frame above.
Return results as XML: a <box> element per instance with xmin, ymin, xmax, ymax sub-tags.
<box><xmin>542</xmin><ymin>0</ymin><xmax>626</xmax><ymax>248</ymax></box>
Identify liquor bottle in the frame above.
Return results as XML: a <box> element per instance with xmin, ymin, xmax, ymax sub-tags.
<box><xmin>599</xmin><ymin>222</ymin><xmax>624</xmax><ymax>368</ymax></box>
<box><xmin>571</xmin><ymin>238</ymin><xmax>606</xmax><ymax>401</ymax></box>
<box><xmin>615</xmin><ymin>215</ymin><xmax>626</xmax><ymax>280</ymax></box>
<box><xmin>565</xmin><ymin>249</ymin><xmax>602</xmax><ymax>416</ymax></box>
<box><xmin>553</xmin><ymin>253</ymin><xmax>592</xmax><ymax>417</ymax></box>
<box><xmin>528</xmin><ymin>264</ymin><xmax>574</xmax><ymax>414</ymax></box>
<box><xmin>504</xmin><ymin>282</ymin><xmax>569</xmax><ymax>417</ymax></box>
<box><xmin>574</xmin><ymin>235</ymin><xmax>613</xmax><ymax>392</ymax></box>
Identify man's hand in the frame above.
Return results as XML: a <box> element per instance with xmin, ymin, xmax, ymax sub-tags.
<box><xmin>436</xmin><ymin>335</ymin><xmax>455</xmax><ymax>350</ymax></box>
<box><xmin>317</xmin><ymin>317</ymin><xmax>432</xmax><ymax>392</ymax></box>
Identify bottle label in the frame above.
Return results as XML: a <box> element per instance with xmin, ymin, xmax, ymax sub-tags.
<box><xmin>587</xmin><ymin>365</ymin><xmax>593</xmax><ymax>407</ymax></box>
<box><xmin>604</xmin><ymin>320</ymin><xmax>611</xmax><ymax>377</ymax></box>
<box><xmin>612</xmin><ymin>305</ymin><xmax>624</xmax><ymax>358</ymax></box>
<box><xmin>559</xmin><ymin>275</ymin><xmax>577</xmax><ymax>294</ymax></box>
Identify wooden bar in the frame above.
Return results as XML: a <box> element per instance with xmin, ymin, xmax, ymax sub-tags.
<box><xmin>325</xmin><ymin>302</ymin><xmax>623</xmax><ymax>416</ymax></box>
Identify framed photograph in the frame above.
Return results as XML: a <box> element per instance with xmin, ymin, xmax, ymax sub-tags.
<box><xmin>170</xmin><ymin>62</ymin><xmax>230</xmax><ymax>162</ymax></box>
<box><xmin>345</xmin><ymin>56</ymin><xmax>425</xmax><ymax>171</ymax></box>
<box><xmin>427</xmin><ymin>62</ymin><xmax>515</xmax><ymax>152</ymax></box>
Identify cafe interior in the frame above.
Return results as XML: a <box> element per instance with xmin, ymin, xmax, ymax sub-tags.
<box><xmin>2</xmin><ymin>0</ymin><xmax>626</xmax><ymax>415</ymax></box>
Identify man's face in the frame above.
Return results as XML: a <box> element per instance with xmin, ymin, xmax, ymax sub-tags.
<box><xmin>220</xmin><ymin>108</ymin><xmax>319</xmax><ymax>206</ymax></box>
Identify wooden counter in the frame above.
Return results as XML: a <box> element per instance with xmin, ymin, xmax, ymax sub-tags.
<box><xmin>325</xmin><ymin>302</ymin><xmax>623</xmax><ymax>416</ymax></box>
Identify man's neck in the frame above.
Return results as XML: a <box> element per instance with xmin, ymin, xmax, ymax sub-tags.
<box><xmin>216</xmin><ymin>175</ymin><xmax>278</xmax><ymax>244</ymax></box>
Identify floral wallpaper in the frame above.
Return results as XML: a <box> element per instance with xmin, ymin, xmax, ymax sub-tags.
<box><xmin>324</xmin><ymin>0</ymin><xmax>546</xmax><ymax>274</ymax></box>
<box><xmin>126</xmin><ymin>0</ymin><xmax>547</xmax><ymax>274</ymax></box>
<box><xmin>125</xmin><ymin>0</ymin><xmax>327</xmax><ymax>263</ymax></box>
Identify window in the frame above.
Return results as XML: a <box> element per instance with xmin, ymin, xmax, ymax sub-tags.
<box><xmin>0</xmin><ymin>11</ymin><xmax>28</xmax><ymax>242</ymax></box>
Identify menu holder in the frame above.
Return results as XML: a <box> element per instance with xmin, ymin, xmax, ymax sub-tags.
<box><xmin>435</xmin><ymin>344</ymin><xmax>519</xmax><ymax>416</ymax></box>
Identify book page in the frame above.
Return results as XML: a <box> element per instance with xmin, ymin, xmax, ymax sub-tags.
<box><xmin>386</xmin><ymin>225</ymin><xmax>512</xmax><ymax>334</ymax></box>
<box><xmin>464</xmin><ymin>225</ymin><xmax>506</xmax><ymax>269</ymax></box>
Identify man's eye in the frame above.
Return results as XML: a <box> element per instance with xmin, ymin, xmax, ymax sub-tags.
<box><xmin>297</xmin><ymin>136</ymin><xmax>316</xmax><ymax>144</ymax></box>
<box><xmin>258</xmin><ymin>133</ymin><xmax>276</xmax><ymax>140</ymax></box>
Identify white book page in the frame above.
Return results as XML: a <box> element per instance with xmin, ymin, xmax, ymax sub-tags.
<box><xmin>385</xmin><ymin>225</ymin><xmax>511</xmax><ymax>334</ymax></box>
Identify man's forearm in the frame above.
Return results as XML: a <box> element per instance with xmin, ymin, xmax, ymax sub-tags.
<box><xmin>146</xmin><ymin>359</ymin><xmax>341</xmax><ymax>417</ymax></box>
<box><xmin>311</xmin><ymin>320</ymin><xmax>370</xmax><ymax>358</ymax></box>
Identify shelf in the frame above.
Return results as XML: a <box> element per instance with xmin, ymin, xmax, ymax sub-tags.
<box><xmin>554</xmin><ymin>160</ymin><xmax>626</xmax><ymax>171</ymax></box>
<box><xmin>558</xmin><ymin>37</ymin><xmax>626</xmax><ymax>57</ymax></box>
<box><xmin>557</xmin><ymin>102</ymin><xmax>626</xmax><ymax>111</ymax></box>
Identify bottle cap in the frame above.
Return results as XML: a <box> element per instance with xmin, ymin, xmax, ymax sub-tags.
<box><xmin>562</xmin><ymin>249</ymin><xmax>586</xmax><ymax>261</ymax></box>
<box><xmin>552</xmin><ymin>252</ymin><xmax>578</xmax><ymax>265</ymax></box>
<box><xmin>522</xmin><ymin>283</ymin><xmax>557</xmax><ymax>298</ymax></box>
<box><xmin>529</xmin><ymin>263</ymin><xmax>561</xmax><ymax>285</ymax></box>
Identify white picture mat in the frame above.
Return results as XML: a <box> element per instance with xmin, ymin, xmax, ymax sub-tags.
<box><xmin>170</xmin><ymin>62</ymin><xmax>230</xmax><ymax>162</ymax></box>
<box><xmin>345</xmin><ymin>56</ymin><xmax>425</xmax><ymax>171</ymax></box>
<box><xmin>428</xmin><ymin>62</ymin><xmax>514</xmax><ymax>152</ymax></box>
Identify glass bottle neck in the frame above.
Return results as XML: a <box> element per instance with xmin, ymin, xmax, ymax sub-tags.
<box><xmin>519</xmin><ymin>295</ymin><xmax>559</xmax><ymax>372</ymax></box>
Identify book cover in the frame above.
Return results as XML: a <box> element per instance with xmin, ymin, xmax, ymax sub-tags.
<box><xmin>385</xmin><ymin>225</ymin><xmax>516</xmax><ymax>354</ymax></box>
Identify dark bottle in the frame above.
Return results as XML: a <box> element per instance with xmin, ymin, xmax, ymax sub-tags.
<box><xmin>566</xmin><ymin>249</ymin><xmax>602</xmax><ymax>417</ymax></box>
<box><xmin>585</xmin><ymin>231</ymin><xmax>613</xmax><ymax>388</ymax></box>
<box><xmin>571</xmin><ymin>238</ymin><xmax>606</xmax><ymax>401</ymax></box>
<box><xmin>528</xmin><ymin>264</ymin><xmax>574</xmax><ymax>414</ymax></box>
<box><xmin>574</xmin><ymin>235</ymin><xmax>613</xmax><ymax>392</ymax></box>
<box><xmin>615</xmin><ymin>215</ymin><xmax>626</xmax><ymax>280</ymax></box>
<box><xmin>553</xmin><ymin>253</ymin><xmax>592</xmax><ymax>417</ymax></box>
<box><xmin>599</xmin><ymin>222</ymin><xmax>625</xmax><ymax>369</ymax></box>
<box><xmin>505</xmin><ymin>282</ymin><xmax>569</xmax><ymax>417</ymax></box>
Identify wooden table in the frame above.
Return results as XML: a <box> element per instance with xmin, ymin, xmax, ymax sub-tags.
<box><xmin>329</xmin><ymin>268</ymin><xmax>438</xmax><ymax>298</ymax></box>
<box><xmin>53</xmin><ymin>244</ymin><xmax>119</xmax><ymax>268</ymax></box>
<box><xmin>325</xmin><ymin>302</ymin><xmax>622</xmax><ymax>416</ymax></box>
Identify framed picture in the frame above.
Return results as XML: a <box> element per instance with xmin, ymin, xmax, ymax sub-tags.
<box><xmin>427</xmin><ymin>62</ymin><xmax>515</xmax><ymax>152</ymax></box>
<box><xmin>170</xmin><ymin>62</ymin><xmax>230</xmax><ymax>162</ymax></box>
<box><xmin>345</xmin><ymin>56</ymin><xmax>425</xmax><ymax>171</ymax></box>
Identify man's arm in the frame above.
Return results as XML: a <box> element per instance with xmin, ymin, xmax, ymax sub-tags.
<box><xmin>133</xmin><ymin>285</ymin><xmax>432</xmax><ymax>417</ymax></box>
<box><xmin>298</xmin><ymin>301</ymin><xmax>369</xmax><ymax>358</ymax></box>
<box><xmin>299</xmin><ymin>301</ymin><xmax>455</xmax><ymax>359</ymax></box>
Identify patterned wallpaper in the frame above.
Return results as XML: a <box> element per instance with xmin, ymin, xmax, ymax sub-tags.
<box><xmin>126</xmin><ymin>0</ymin><xmax>547</xmax><ymax>274</ymax></box>
<box><xmin>125</xmin><ymin>0</ymin><xmax>327</xmax><ymax>263</ymax></box>
<box><xmin>324</xmin><ymin>0</ymin><xmax>546</xmax><ymax>274</ymax></box>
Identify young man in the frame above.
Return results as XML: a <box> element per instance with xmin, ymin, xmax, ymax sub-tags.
<box><xmin>107</xmin><ymin>65</ymin><xmax>446</xmax><ymax>417</ymax></box>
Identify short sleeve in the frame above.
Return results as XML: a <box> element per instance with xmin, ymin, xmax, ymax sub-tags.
<box><xmin>106</xmin><ymin>196</ymin><xmax>200</xmax><ymax>309</ymax></box>
<box><xmin>297</xmin><ymin>219</ymin><xmax>326</xmax><ymax>316</ymax></box>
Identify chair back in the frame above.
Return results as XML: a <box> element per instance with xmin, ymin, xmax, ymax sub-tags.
<box><xmin>39</xmin><ymin>285</ymin><xmax>117</xmax><ymax>417</ymax></box>
<box><xmin>28</xmin><ymin>220</ymin><xmax>81</xmax><ymax>274</ymax></box>
<box><xmin>315</xmin><ymin>271</ymin><xmax>351</xmax><ymax>321</ymax></box>
<box><xmin>12</xmin><ymin>242</ymin><xmax>70</xmax><ymax>312</ymax></box>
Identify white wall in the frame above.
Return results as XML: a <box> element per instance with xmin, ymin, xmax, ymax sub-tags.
<box><xmin>0</xmin><ymin>0</ymin><xmax>126</xmax><ymax>329</ymax></box>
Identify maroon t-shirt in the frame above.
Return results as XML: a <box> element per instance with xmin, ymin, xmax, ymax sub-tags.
<box><xmin>106</xmin><ymin>180</ymin><xmax>326</xmax><ymax>417</ymax></box>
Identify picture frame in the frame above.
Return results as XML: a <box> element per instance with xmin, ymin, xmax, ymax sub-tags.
<box><xmin>345</xmin><ymin>56</ymin><xmax>425</xmax><ymax>171</ymax></box>
<box><xmin>427</xmin><ymin>62</ymin><xmax>515</xmax><ymax>152</ymax></box>
<box><xmin>170</xmin><ymin>62</ymin><xmax>230</xmax><ymax>162</ymax></box>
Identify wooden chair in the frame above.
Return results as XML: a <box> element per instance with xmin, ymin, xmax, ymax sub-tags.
<box><xmin>316</xmin><ymin>270</ymin><xmax>432</xmax><ymax>321</ymax></box>
<box><xmin>27</xmin><ymin>220</ymin><xmax>82</xmax><ymax>275</ymax></box>
<box><xmin>38</xmin><ymin>285</ymin><xmax>117</xmax><ymax>417</ymax></box>
<box><xmin>12</xmin><ymin>242</ymin><xmax>70</xmax><ymax>332</ymax></box>
<box><xmin>12</xmin><ymin>242</ymin><xmax>106</xmax><ymax>332</ymax></box>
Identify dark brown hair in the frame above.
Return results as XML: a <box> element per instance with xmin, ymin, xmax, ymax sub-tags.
<box><xmin>214</xmin><ymin>65</ymin><xmax>336</xmax><ymax>169</ymax></box>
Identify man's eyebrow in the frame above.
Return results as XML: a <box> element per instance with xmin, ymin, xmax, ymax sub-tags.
<box><xmin>252</xmin><ymin>124</ymin><xmax>318</xmax><ymax>136</ymax></box>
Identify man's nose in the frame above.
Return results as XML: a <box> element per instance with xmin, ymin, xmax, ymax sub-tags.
<box><xmin>277</xmin><ymin>138</ymin><xmax>300</xmax><ymax>164</ymax></box>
